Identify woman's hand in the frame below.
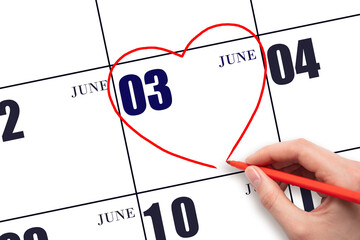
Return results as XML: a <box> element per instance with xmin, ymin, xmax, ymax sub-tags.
<box><xmin>245</xmin><ymin>139</ymin><xmax>360</xmax><ymax>240</ymax></box>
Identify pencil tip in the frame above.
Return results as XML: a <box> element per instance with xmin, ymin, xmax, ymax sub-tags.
<box><xmin>226</xmin><ymin>160</ymin><xmax>232</xmax><ymax>165</ymax></box>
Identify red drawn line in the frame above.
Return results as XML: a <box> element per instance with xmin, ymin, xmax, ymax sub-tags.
<box><xmin>107</xmin><ymin>23</ymin><xmax>267</xmax><ymax>169</ymax></box>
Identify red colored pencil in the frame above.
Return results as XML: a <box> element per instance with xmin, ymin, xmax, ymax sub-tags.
<box><xmin>227</xmin><ymin>160</ymin><xmax>360</xmax><ymax>204</ymax></box>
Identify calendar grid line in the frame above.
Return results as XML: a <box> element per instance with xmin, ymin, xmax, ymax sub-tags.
<box><xmin>335</xmin><ymin>146</ymin><xmax>360</xmax><ymax>154</ymax></box>
<box><xmin>0</xmin><ymin>193</ymin><xmax>136</xmax><ymax>224</ymax></box>
<box><xmin>0</xmin><ymin>35</ymin><xmax>255</xmax><ymax>90</ymax></box>
<box><xmin>264</xmin><ymin>75</ymin><xmax>282</xmax><ymax>142</ymax></box>
<box><xmin>0</xmin><ymin>64</ymin><xmax>109</xmax><ymax>90</ymax></box>
<box><xmin>1</xmin><ymin>141</ymin><xmax>358</xmax><ymax>224</ymax></box>
<box><xmin>94</xmin><ymin>1</ymin><xmax>147</xmax><ymax>239</ymax></box>
<box><xmin>0</xmin><ymin>169</ymin><xmax>245</xmax><ymax>224</ymax></box>
<box><xmin>250</xmin><ymin>0</ymin><xmax>316</xmax><ymax>208</ymax></box>
<box><xmin>288</xmin><ymin>185</ymin><xmax>294</xmax><ymax>203</ymax></box>
<box><xmin>249</xmin><ymin>0</ymin><xmax>282</xmax><ymax>143</ymax></box>
<box><xmin>250</xmin><ymin>0</ymin><xmax>296</xmax><ymax>204</ymax></box>
<box><xmin>115</xmin><ymin>35</ymin><xmax>255</xmax><ymax>63</ymax></box>
<box><xmin>137</xmin><ymin>170</ymin><xmax>245</xmax><ymax>195</ymax></box>
<box><xmin>1</xmin><ymin>12</ymin><xmax>359</xmax><ymax>91</ymax></box>
<box><xmin>258</xmin><ymin>12</ymin><xmax>360</xmax><ymax>37</ymax></box>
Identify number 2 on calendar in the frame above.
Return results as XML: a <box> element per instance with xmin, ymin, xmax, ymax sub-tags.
<box><xmin>0</xmin><ymin>100</ymin><xmax>24</xmax><ymax>142</ymax></box>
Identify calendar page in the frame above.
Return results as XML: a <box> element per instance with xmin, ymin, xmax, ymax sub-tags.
<box><xmin>1</xmin><ymin>1</ymin><xmax>360</xmax><ymax>239</ymax></box>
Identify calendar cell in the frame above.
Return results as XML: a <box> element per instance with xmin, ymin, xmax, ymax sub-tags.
<box><xmin>0</xmin><ymin>1</ymin><xmax>108</xmax><ymax>87</ymax></box>
<box><xmin>0</xmin><ymin>69</ymin><xmax>134</xmax><ymax>220</ymax></box>
<box><xmin>97</xmin><ymin>0</ymin><xmax>258</xmax><ymax>63</ymax></box>
<box><xmin>108</xmin><ymin>37</ymin><xmax>278</xmax><ymax>191</ymax></box>
<box><xmin>252</xmin><ymin>0</ymin><xmax>360</xmax><ymax>34</ymax></box>
<box><xmin>261</xmin><ymin>16</ymin><xmax>360</xmax><ymax>152</ymax></box>
<box><xmin>0</xmin><ymin>196</ymin><xmax>144</xmax><ymax>240</ymax></box>
<box><xmin>139</xmin><ymin>173</ymin><xmax>288</xmax><ymax>240</ymax></box>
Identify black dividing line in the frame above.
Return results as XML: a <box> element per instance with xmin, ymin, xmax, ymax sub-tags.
<box><xmin>0</xmin><ymin>65</ymin><xmax>109</xmax><ymax>90</ymax></box>
<box><xmin>5</xmin><ymin>142</ymin><xmax>358</xmax><ymax>224</ymax></box>
<box><xmin>249</xmin><ymin>0</ymin><xmax>299</xmax><ymax>205</ymax></box>
<box><xmin>335</xmin><ymin>146</ymin><xmax>360</xmax><ymax>154</ymax></box>
<box><xmin>259</xmin><ymin>13</ymin><xmax>360</xmax><ymax>38</ymax></box>
<box><xmin>265</xmin><ymin>74</ymin><xmax>281</xmax><ymax>143</ymax></box>
<box><xmin>251</xmin><ymin>0</ymin><xmax>313</xmax><ymax>209</ymax></box>
<box><xmin>0</xmin><ymin>35</ymin><xmax>254</xmax><ymax>91</ymax></box>
<box><xmin>0</xmin><ymin>194</ymin><xmax>135</xmax><ymax>224</ymax></box>
<box><xmin>249</xmin><ymin>0</ymin><xmax>281</xmax><ymax>143</ymax></box>
<box><xmin>1</xmin><ymin>13</ymin><xmax>359</xmax><ymax>91</ymax></box>
<box><xmin>138</xmin><ymin>171</ymin><xmax>245</xmax><ymax>195</ymax></box>
<box><xmin>0</xmin><ymin>170</ymin><xmax>244</xmax><ymax>224</ymax></box>
<box><xmin>115</xmin><ymin>35</ymin><xmax>254</xmax><ymax>66</ymax></box>
<box><xmin>250</xmin><ymin>0</ymin><xmax>314</xmax><ymax>211</ymax></box>
<box><xmin>300</xmin><ymin>188</ymin><xmax>314</xmax><ymax>212</ymax></box>
<box><xmin>94</xmin><ymin>1</ymin><xmax>147</xmax><ymax>239</ymax></box>
<box><xmin>288</xmin><ymin>185</ymin><xmax>294</xmax><ymax>203</ymax></box>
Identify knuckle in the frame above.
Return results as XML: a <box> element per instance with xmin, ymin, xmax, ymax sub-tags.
<box><xmin>293</xmin><ymin>138</ymin><xmax>310</xmax><ymax>149</ymax></box>
<box><xmin>261</xmin><ymin>145</ymin><xmax>273</xmax><ymax>156</ymax></box>
<box><xmin>291</xmin><ymin>138</ymin><xmax>311</xmax><ymax>158</ymax></box>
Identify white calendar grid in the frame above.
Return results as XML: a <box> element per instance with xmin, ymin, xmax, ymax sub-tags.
<box><xmin>1</xmin><ymin>1</ymin><xmax>360</xmax><ymax>239</ymax></box>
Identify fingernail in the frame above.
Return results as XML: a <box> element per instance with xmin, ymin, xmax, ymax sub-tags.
<box><xmin>245</xmin><ymin>167</ymin><xmax>261</xmax><ymax>189</ymax></box>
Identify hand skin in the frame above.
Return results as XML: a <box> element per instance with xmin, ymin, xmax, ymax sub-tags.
<box><xmin>244</xmin><ymin>139</ymin><xmax>360</xmax><ymax>240</ymax></box>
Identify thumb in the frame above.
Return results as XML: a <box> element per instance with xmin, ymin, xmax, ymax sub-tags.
<box><xmin>245</xmin><ymin>166</ymin><xmax>306</xmax><ymax>231</ymax></box>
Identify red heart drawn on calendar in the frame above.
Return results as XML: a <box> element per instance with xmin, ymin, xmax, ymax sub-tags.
<box><xmin>107</xmin><ymin>23</ymin><xmax>267</xmax><ymax>169</ymax></box>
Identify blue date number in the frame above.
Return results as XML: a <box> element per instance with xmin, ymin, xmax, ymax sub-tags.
<box><xmin>119</xmin><ymin>69</ymin><xmax>172</xmax><ymax>116</ymax></box>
